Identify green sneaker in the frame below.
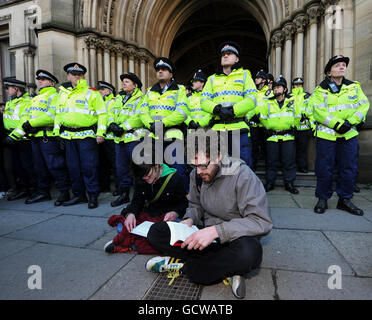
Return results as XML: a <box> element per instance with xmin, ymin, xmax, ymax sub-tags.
<box><xmin>146</xmin><ymin>256</ymin><xmax>184</xmax><ymax>286</ymax></box>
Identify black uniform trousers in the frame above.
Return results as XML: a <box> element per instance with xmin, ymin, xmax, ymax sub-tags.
<box><xmin>295</xmin><ymin>129</ymin><xmax>311</xmax><ymax>171</ymax></box>
<box><xmin>147</xmin><ymin>221</ymin><xmax>263</xmax><ymax>286</ymax></box>
<box><xmin>266</xmin><ymin>139</ymin><xmax>296</xmax><ymax>184</ymax></box>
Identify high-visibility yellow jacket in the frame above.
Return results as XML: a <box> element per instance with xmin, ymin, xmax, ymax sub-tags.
<box><xmin>309</xmin><ymin>78</ymin><xmax>370</xmax><ymax>141</ymax></box>
<box><xmin>200</xmin><ymin>66</ymin><xmax>257</xmax><ymax>131</ymax></box>
<box><xmin>3</xmin><ymin>92</ymin><xmax>32</xmax><ymax>140</ymax></box>
<box><xmin>291</xmin><ymin>87</ymin><xmax>315</xmax><ymax>131</ymax></box>
<box><xmin>17</xmin><ymin>86</ymin><xmax>59</xmax><ymax>138</ymax></box>
<box><xmin>138</xmin><ymin>80</ymin><xmax>189</xmax><ymax>140</ymax></box>
<box><xmin>108</xmin><ymin>88</ymin><xmax>145</xmax><ymax>143</ymax></box>
<box><xmin>246</xmin><ymin>85</ymin><xmax>274</xmax><ymax>128</ymax></box>
<box><xmin>260</xmin><ymin>95</ymin><xmax>300</xmax><ymax>142</ymax></box>
<box><xmin>186</xmin><ymin>91</ymin><xmax>212</xmax><ymax>127</ymax></box>
<box><xmin>54</xmin><ymin>79</ymin><xmax>107</xmax><ymax>140</ymax></box>
<box><xmin>104</xmin><ymin>93</ymin><xmax>116</xmax><ymax>140</ymax></box>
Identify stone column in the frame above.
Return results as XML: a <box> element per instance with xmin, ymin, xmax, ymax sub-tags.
<box><xmin>103</xmin><ymin>39</ymin><xmax>111</xmax><ymax>83</ymax></box>
<box><xmin>86</xmin><ymin>36</ymin><xmax>97</xmax><ymax>86</ymax></box>
<box><xmin>307</xmin><ymin>4</ymin><xmax>323</xmax><ymax>92</ymax></box>
<box><xmin>139</xmin><ymin>50</ymin><xmax>149</xmax><ymax>91</ymax></box>
<box><xmin>127</xmin><ymin>46</ymin><xmax>136</xmax><ymax>73</ymax></box>
<box><xmin>293</xmin><ymin>14</ymin><xmax>309</xmax><ymax>78</ymax></box>
<box><xmin>271</xmin><ymin>31</ymin><xmax>283</xmax><ymax>77</ymax></box>
<box><xmin>282</xmin><ymin>22</ymin><xmax>295</xmax><ymax>87</ymax></box>
<box><xmin>96</xmin><ymin>46</ymin><xmax>104</xmax><ymax>82</ymax></box>
<box><xmin>116</xmin><ymin>45</ymin><xmax>124</xmax><ymax>90</ymax></box>
<box><xmin>110</xmin><ymin>48</ymin><xmax>117</xmax><ymax>87</ymax></box>
<box><xmin>323</xmin><ymin>4</ymin><xmax>334</xmax><ymax>64</ymax></box>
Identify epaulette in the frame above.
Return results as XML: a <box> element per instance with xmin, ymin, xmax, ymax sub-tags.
<box><xmin>287</xmin><ymin>100</ymin><xmax>294</xmax><ymax>107</ymax></box>
<box><xmin>265</xmin><ymin>89</ymin><xmax>272</xmax><ymax>97</ymax></box>
<box><xmin>89</xmin><ymin>87</ymin><xmax>98</xmax><ymax>91</ymax></box>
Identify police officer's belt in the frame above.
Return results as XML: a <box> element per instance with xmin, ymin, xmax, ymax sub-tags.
<box><xmin>213</xmin><ymin>117</ymin><xmax>247</xmax><ymax>125</ymax></box>
<box><xmin>266</xmin><ymin>129</ymin><xmax>295</xmax><ymax>137</ymax></box>
<box><xmin>60</xmin><ymin>125</ymin><xmax>97</xmax><ymax>133</ymax></box>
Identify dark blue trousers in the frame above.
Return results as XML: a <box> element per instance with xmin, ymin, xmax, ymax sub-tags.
<box><xmin>226</xmin><ymin>130</ymin><xmax>253</xmax><ymax>168</ymax></box>
<box><xmin>65</xmin><ymin>138</ymin><xmax>100</xmax><ymax>197</ymax></box>
<box><xmin>11</xmin><ymin>140</ymin><xmax>36</xmax><ymax>190</ymax></box>
<box><xmin>115</xmin><ymin>140</ymin><xmax>140</xmax><ymax>192</ymax></box>
<box><xmin>315</xmin><ymin>137</ymin><xmax>358</xmax><ymax>200</ymax></box>
<box><xmin>31</xmin><ymin>138</ymin><xmax>70</xmax><ymax>193</ymax></box>
<box><xmin>295</xmin><ymin>130</ymin><xmax>311</xmax><ymax>171</ymax></box>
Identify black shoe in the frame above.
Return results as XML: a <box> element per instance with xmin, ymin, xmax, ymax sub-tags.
<box><xmin>314</xmin><ymin>199</ymin><xmax>328</xmax><ymax>214</ymax></box>
<box><xmin>88</xmin><ymin>196</ymin><xmax>98</xmax><ymax>209</ymax></box>
<box><xmin>354</xmin><ymin>185</ymin><xmax>361</xmax><ymax>193</ymax></box>
<box><xmin>110</xmin><ymin>191</ymin><xmax>130</xmax><ymax>207</ymax></box>
<box><xmin>337</xmin><ymin>199</ymin><xmax>364</xmax><ymax>216</ymax></box>
<box><xmin>285</xmin><ymin>182</ymin><xmax>299</xmax><ymax>194</ymax></box>
<box><xmin>7</xmin><ymin>190</ymin><xmax>30</xmax><ymax>201</ymax></box>
<box><xmin>265</xmin><ymin>183</ymin><xmax>275</xmax><ymax>192</ymax></box>
<box><xmin>54</xmin><ymin>191</ymin><xmax>70</xmax><ymax>206</ymax></box>
<box><xmin>298</xmin><ymin>168</ymin><xmax>308</xmax><ymax>173</ymax></box>
<box><xmin>62</xmin><ymin>196</ymin><xmax>88</xmax><ymax>206</ymax></box>
<box><xmin>25</xmin><ymin>192</ymin><xmax>51</xmax><ymax>204</ymax></box>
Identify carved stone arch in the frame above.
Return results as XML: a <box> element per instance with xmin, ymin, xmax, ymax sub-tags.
<box><xmin>114</xmin><ymin>0</ymin><xmax>130</xmax><ymax>39</ymax></box>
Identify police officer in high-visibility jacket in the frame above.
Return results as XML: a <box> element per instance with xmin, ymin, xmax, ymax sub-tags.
<box><xmin>291</xmin><ymin>77</ymin><xmax>314</xmax><ymax>173</ymax></box>
<box><xmin>310</xmin><ymin>55</ymin><xmax>370</xmax><ymax>216</ymax></box>
<box><xmin>200</xmin><ymin>41</ymin><xmax>257</xmax><ymax>166</ymax></box>
<box><xmin>138</xmin><ymin>57</ymin><xmax>190</xmax><ymax>192</ymax></box>
<box><xmin>54</xmin><ymin>63</ymin><xmax>107</xmax><ymax>209</ymax></box>
<box><xmin>260</xmin><ymin>76</ymin><xmax>300</xmax><ymax>194</ymax></box>
<box><xmin>108</xmin><ymin>72</ymin><xmax>144</xmax><ymax>207</ymax></box>
<box><xmin>2</xmin><ymin>78</ymin><xmax>35</xmax><ymax>200</ymax></box>
<box><xmin>186</xmin><ymin>69</ymin><xmax>212</xmax><ymax>129</ymax></box>
<box><xmin>97</xmin><ymin>80</ymin><xmax>119</xmax><ymax>195</ymax></box>
<box><xmin>20</xmin><ymin>70</ymin><xmax>71</xmax><ymax>205</ymax></box>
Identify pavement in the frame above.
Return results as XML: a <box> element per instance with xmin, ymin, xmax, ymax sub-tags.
<box><xmin>0</xmin><ymin>185</ymin><xmax>371</xmax><ymax>300</ymax></box>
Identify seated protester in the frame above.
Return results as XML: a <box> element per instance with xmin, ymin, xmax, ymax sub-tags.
<box><xmin>145</xmin><ymin>132</ymin><xmax>273</xmax><ymax>299</ymax></box>
<box><xmin>104</xmin><ymin>162</ymin><xmax>188</xmax><ymax>254</ymax></box>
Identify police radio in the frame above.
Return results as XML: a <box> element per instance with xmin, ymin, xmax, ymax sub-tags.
<box><xmin>327</xmin><ymin>77</ymin><xmax>340</xmax><ymax>93</ymax></box>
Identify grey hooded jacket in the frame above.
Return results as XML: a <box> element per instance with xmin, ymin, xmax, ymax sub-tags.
<box><xmin>184</xmin><ymin>157</ymin><xmax>273</xmax><ymax>244</ymax></box>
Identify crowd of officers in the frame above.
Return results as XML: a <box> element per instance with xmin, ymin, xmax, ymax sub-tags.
<box><xmin>0</xmin><ymin>41</ymin><xmax>369</xmax><ymax>216</ymax></box>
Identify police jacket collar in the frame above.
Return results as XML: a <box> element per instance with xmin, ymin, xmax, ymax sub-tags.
<box><xmin>150</xmin><ymin>79</ymin><xmax>179</xmax><ymax>94</ymax></box>
<box><xmin>37</xmin><ymin>86</ymin><xmax>56</xmax><ymax>95</ymax></box>
<box><xmin>268</xmin><ymin>93</ymin><xmax>291</xmax><ymax>101</ymax></box>
<box><xmin>319</xmin><ymin>77</ymin><xmax>354</xmax><ymax>90</ymax></box>
<box><xmin>215</xmin><ymin>63</ymin><xmax>243</xmax><ymax>75</ymax></box>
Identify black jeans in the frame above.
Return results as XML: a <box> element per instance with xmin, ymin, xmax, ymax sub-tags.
<box><xmin>147</xmin><ymin>221</ymin><xmax>263</xmax><ymax>286</ymax></box>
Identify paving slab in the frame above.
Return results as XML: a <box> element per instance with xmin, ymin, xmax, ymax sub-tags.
<box><xmin>270</xmin><ymin>207</ymin><xmax>372</xmax><ymax>232</ymax></box>
<box><xmin>0</xmin><ymin>210</ymin><xmax>60</xmax><ymax>236</ymax></box>
<box><xmin>0</xmin><ymin>238</ymin><xmax>36</xmax><ymax>261</ymax></box>
<box><xmin>276</xmin><ymin>270</ymin><xmax>372</xmax><ymax>300</ymax></box>
<box><xmin>200</xmin><ymin>268</ymin><xmax>275</xmax><ymax>300</ymax></box>
<box><xmin>0</xmin><ymin>243</ymin><xmax>132</xmax><ymax>300</ymax></box>
<box><xmin>0</xmin><ymin>199</ymin><xmax>56</xmax><ymax>212</ymax></box>
<box><xmin>7</xmin><ymin>215</ymin><xmax>110</xmax><ymax>248</ymax></box>
<box><xmin>323</xmin><ymin>231</ymin><xmax>372</xmax><ymax>277</ymax></box>
<box><xmin>267</xmin><ymin>195</ymin><xmax>299</xmax><ymax>208</ymax></box>
<box><xmin>86</xmin><ymin>229</ymin><xmax>117</xmax><ymax>251</ymax></box>
<box><xmin>89</xmin><ymin>254</ymin><xmax>158</xmax><ymax>300</ymax></box>
<box><xmin>260</xmin><ymin>229</ymin><xmax>354</xmax><ymax>275</ymax></box>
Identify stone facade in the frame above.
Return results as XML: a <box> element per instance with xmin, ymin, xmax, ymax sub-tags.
<box><xmin>0</xmin><ymin>0</ymin><xmax>371</xmax><ymax>181</ymax></box>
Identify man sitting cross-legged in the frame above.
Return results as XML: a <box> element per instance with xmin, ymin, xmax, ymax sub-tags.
<box><xmin>145</xmin><ymin>131</ymin><xmax>273</xmax><ymax>299</ymax></box>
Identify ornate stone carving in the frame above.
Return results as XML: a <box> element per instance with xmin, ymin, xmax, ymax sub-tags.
<box><xmin>282</xmin><ymin>22</ymin><xmax>296</xmax><ymax>41</ymax></box>
<box><xmin>293</xmin><ymin>14</ymin><xmax>309</xmax><ymax>34</ymax></box>
<box><xmin>138</xmin><ymin>50</ymin><xmax>150</xmax><ymax>63</ymax></box>
<box><xmin>307</xmin><ymin>4</ymin><xmax>324</xmax><ymax>25</ymax></box>
<box><xmin>85</xmin><ymin>36</ymin><xmax>98</xmax><ymax>49</ymax></box>
<box><xmin>271</xmin><ymin>31</ymin><xmax>284</xmax><ymax>48</ymax></box>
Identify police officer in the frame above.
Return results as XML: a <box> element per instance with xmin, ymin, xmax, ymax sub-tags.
<box><xmin>20</xmin><ymin>70</ymin><xmax>71</xmax><ymax>205</ymax></box>
<box><xmin>186</xmin><ymin>69</ymin><xmax>211</xmax><ymax>129</ymax></box>
<box><xmin>200</xmin><ymin>41</ymin><xmax>257</xmax><ymax>166</ymax></box>
<box><xmin>248</xmin><ymin>70</ymin><xmax>274</xmax><ymax>171</ymax></box>
<box><xmin>260</xmin><ymin>76</ymin><xmax>300</xmax><ymax>194</ymax></box>
<box><xmin>2</xmin><ymin>78</ymin><xmax>35</xmax><ymax>200</ymax></box>
<box><xmin>310</xmin><ymin>55</ymin><xmax>369</xmax><ymax>215</ymax></box>
<box><xmin>54</xmin><ymin>63</ymin><xmax>107</xmax><ymax>209</ymax></box>
<box><xmin>138</xmin><ymin>57</ymin><xmax>190</xmax><ymax>191</ymax></box>
<box><xmin>291</xmin><ymin>77</ymin><xmax>313</xmax><ymax>173</ymax></box>
<box><xmin>108</xmin><ymin>72</ymin><xmax>144</xmax><ymax>207</ymax></box>
<box><xmin>97</xmin><ymin>80</ymin><xmax>119</xmax><ymax>194</ymax></box>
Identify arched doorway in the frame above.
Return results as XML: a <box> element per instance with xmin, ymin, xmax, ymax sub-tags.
<box><xmin>168</xmin><ymin>1</ymin><xmax>268</xmax><ymax>83</ymax></box>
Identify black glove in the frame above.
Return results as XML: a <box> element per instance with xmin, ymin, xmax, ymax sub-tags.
<box><xmin>213</xmin><ymin>104</ymin><xmax>235</xmax><ymax>121</ymax></box>
<box><xmin>300</xmin><ymin>114</ymin><xmax>309</xmax><ymax>122</ymax></box>
<box><xmin>3</xmin><ymin>136</ymin><xmax>16</xmax><ymax>145</ymax></box>
<box><xmin>22</xmin><ymin>121</ymin><xmax>39</xmax><ymax>134</ymax></box>
<box><xmin>250</xmin><ymin>114</ymin><xmax>260</xmax><ymax>124</ymax></box>
<box><xmin>213</xmin><ymin>104</ymin><xmax>223</xmax><ymax>115</ymax></box>
<box><xmin>150</xmin><ymin>121</ymin><xmax>165</xmax><ymax>135</ymax></box>
<box><xmin>108</xmin><ymin>123</ymin><xmax>124</xmax><ymax>137</ymax></box>
<box><xmin>334</xmin><ymin>120</ymin><xmax>352</xmax><ymax>134</ymax></box>
<box><xmin>188</xmin><ymin>120</ymin><xmax>200</xmax><ymax>130</ymax></box>
<box><xmin>356</xmin><ymin>121</ymin><xmax>365</xmax><ymax>131</ymax></box>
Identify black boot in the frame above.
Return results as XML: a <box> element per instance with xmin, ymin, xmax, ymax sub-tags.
<box><xmin>110</xmin><ymin>190</ymin><xmax>130</xmax><ymax>207</ymax></box>
<box><xmin>54</xmin><ymin>190</ymin><xmax>70</xmax><ymax>206</ymax></box>
<box><xmin>7</xmin><ymin>189</ymin><xmax>30</xmax><ymax>201</ymax></box>
<box><xmin>25</xmin><ymin>192</ymin><xmax>51</xmax><ymax>204</ymax></box>
<box><xmin>285</xmin><ymin>182</ymin><xmax>299</xmax><ymax>194</ymax></box>
<box><xmin>314</xmin><ymin>199</ymin><xmax>328</xmax><ymax>214</ymax></box>
<box><xmin>62</xmin><ymin>195</ymin><xmax>88</xmax><ymax>206</ymax></box>
<box><xmin>337</xmin><ymin>199</ymin><xmax>364</xmax><ymax>216</ymax></box>
<box><xmin>265</xmin><ymin>183</ymin><xmax>275</xmax><ymax>192</ymax></box>
<box><xmin>88</xmin><ymin>196</ymin><xmax>98</xmax><ymax>209</ymax></box>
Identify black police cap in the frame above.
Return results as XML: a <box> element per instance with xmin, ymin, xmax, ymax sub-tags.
<box><xmin>192</xmin><ymin>69</ymin><xmax>207</xmax><ymax>82</ymax></box>
<box><xmin>324</xmin><ymin>55</ymin><xmax>349</xmax><ymax>74</ymax></box>
<box><xmin>3</xmin><ymin>77</ymin><xmax>27</xmax><ymax>89</ymax></box>
<box><xmin>219</xmin><ymin>41</ymin><xmax>241</xmax><ymax>57</ymax></box>
<box><xmin>273</xmin><ymin>75</ymin><xmax>287</xmax><ymax>88</ymax></box>
<box><xmin>120</xmin><ymin>72</ymin><xmax>143</xmax><ymax>89</ymax></box>
<box><xmin>292</xmin><ymin>77</ymin><xmax>304</xmax><ymax>85</ymax></box>
<box><xmin>255</xmin><ymin>70</ymin><xmax>267</xmax><ymax>80</ymax></box>
<box><xmin>266</xmin><ymin>73</ymin><xmax>274</xmax><ymax>82</ymax></box>
<box><xmin>97</xmin><ymin>81</ymin><xmax>116</xmax><ymax>93</ymax></box>
<box><xmin>153</xmin><ymin>57</ymin><xmax>175</xmax><ymax>73</ymax></box>
<box><xmin>36</xmin><ymin>69</ymin><xmax>59</xmax><ymax>84</ymax></box>
<box><xmin>63</xmin><ymin>62</ymin><xmax>87</xmax><ymax>75</ymax></box>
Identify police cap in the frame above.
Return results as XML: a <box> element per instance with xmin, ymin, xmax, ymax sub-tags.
<box><xmin>3</xmin><ymin>77</ymin><xmax>27</xmax><ymax>89</ymax></box>
<box><xmin>324</xmin><ymin>55</ymin><xmax>349</xmax><ymax>74</ymax></box>
<box><xmin>36</xmin><ymin>69</ymin><xmax>59</xmax><ymax>84</ymax></box>
<box><xmin>273</xmin><ymin>75</ymin><xmax>287</xmax><ymax>89</ymax></box>
<box><xmin>219</xmin><ymin>41</ymin><xmax>241</xmax><ymax>57</ymax></box>
<box><xmin>63</xmin><ymin>62</ymin><xmax>87</xmax><ymax>75</ymax></box>
<box><xmin>192</xmin><ymin>69</ymin><xmax>207</xmax><ymax>83</ymax></box>
<box><xmin>153</xmin><ymin>57</ymin><xmax>174</xmax><ymax>73</ymax></box>
<box><xmin>120</xmin><ymin>72</ymin><xmax>143</xmax><ymax>89</ymax></box>
<box><xmin>97</xmin><ymin>81</ymin><xmax>116</xmax><ymax>95</ymax></box>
